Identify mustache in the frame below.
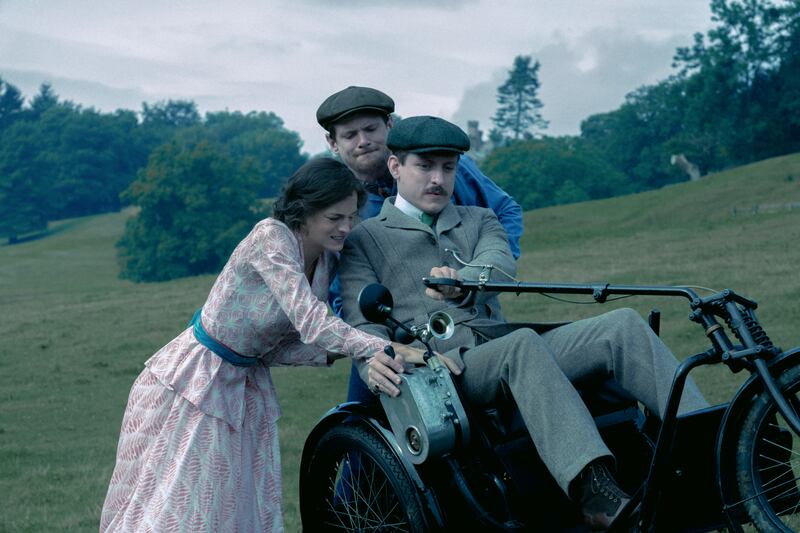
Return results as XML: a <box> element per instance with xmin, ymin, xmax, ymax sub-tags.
<box><xmin>424</xmin><ymin>186</ymin><xmax>446</xmax><ymax>195</ymax></box>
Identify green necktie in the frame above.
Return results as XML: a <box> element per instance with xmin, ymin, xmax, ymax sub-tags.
<box><xmin>419</xmin><ymin>212</ymin><xmax>435</xmax><ymax>226</ymax></box>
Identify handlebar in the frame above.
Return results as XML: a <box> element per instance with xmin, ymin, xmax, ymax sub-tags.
<box><xmin>422</xmin><ymin>277</ymin><xmax>701</xmax><ymax>303</ymax></box>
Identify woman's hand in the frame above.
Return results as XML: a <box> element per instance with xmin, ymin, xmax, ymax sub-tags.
<box><xmin>366</xmin><ymin>346</ymin><xmax>405</xmax><ymax>397</ymax></box>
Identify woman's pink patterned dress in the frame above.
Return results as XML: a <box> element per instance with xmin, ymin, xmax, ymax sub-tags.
<box><xmin>100</xmin><ymin>218</ymin><xmax>385</xmax><ymax>532</ymax></box>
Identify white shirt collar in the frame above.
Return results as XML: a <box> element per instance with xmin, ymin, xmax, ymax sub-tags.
<box><xmin>394</xmin><ymin>194</ymin><xmax>425</xmax><ymax>221</ymax></box>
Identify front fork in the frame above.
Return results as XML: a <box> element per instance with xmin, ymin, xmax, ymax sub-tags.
<box><xmin>636</xmin><ymin>348</ymin><xmax>719</xmax><ymax>531</ymax></box>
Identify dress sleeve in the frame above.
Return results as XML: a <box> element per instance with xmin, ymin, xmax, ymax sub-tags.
<box><xmin>269</xmin><ymin>332</ymin><xmax>333</xmax><ymax>367</ymax></box>
<box><xmin>249</xmin><ymin>221</ymin><xmax>385</xmax><ymax>360</ymax></box>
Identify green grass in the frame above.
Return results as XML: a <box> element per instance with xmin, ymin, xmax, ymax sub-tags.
<box><xmin>1</xmin><ymin>153</ymin><xmax>799</xmax><ymax>532</ymax></box>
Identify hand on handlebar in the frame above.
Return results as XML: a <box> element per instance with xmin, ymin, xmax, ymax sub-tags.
<box><xmin>367</xmin><ymin>344</ymin><xmax>406</xmax><ymax>397</ymax></box>
<box><xmin>426</xmin><ymin>266</ymin><xmax>462</xmax><ymax>301</ymax></box>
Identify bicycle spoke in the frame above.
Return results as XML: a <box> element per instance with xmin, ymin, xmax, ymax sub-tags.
<box><xmin>764</xmin><ymin>425</ymin><xmax>800</xmax><ymax>460</ymax></box>
<box><xmin>321</xmin><ymin>449</ymin><xmax>412</xmax><ymax>532</ymax></box>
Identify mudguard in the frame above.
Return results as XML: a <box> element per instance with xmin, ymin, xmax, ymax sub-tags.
<box><xmin>299</xmin><ymin>401</ymin><xmax>446</xmax><ymax>529</ymax></box>
<box><xmin>715</xmin><ymin>346</ymin><xmax>800</xmax><ymax>528</ymax></box>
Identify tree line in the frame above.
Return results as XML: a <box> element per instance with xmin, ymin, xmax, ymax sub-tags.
<box><xmin>483</xmin><ymin>0</ymin><xmax>800</xmax><ymax>211</ymax></box>
<box><xmin>0</xmin><ymin>81</ymin><xmax>307</xmax><ymax>279</ymax></box>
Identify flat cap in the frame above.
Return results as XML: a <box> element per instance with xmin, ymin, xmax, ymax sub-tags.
<box><xmin>387</xmin><ymin>116</ymin><xmax>470</xmax><ymax>154</ymax></box>
<box><xmin>316</xmin><ymin>86</ymin><xmax>395</xmax><ymax>128</ymax></box>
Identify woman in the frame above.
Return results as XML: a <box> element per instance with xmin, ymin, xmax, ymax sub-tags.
<box><xmin>100</xmin><ymin>158</ymin><xmax>426</xmax><ymax>532</ymax></box>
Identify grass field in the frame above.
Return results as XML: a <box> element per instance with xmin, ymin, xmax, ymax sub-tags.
<box><xmin>1</xmin><ymin>153</ymin><xmax>799</xmax><ymax>532</ymax></box>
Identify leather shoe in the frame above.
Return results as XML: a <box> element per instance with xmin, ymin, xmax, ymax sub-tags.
<box><xmin>574</xmin><ymin>460</ymin><xmax>630</xmax><ymax>531</ymax></box>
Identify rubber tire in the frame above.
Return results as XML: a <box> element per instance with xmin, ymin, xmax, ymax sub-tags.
<box><xmin>300</xmin><ymin>423</ymin><xmax>428</xmax><ymax>532</ymax></box>
<box><xmin>736</xmin><ymin>363</ymin><xmax>800</xmax><ymax>532</ymax></box>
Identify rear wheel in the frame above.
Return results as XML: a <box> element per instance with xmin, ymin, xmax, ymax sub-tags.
<box><xmin>300</xmin><ymin>423</ymin><xmax>428</xmax><ymax>532</ymax></box>
<box><xmin>736</xmin><ymin>364</ymin><xmax>800</xmax><ymax>532</ymax></box>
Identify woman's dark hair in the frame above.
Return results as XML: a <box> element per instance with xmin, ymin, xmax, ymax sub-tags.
<box><xmin>272</xmin><ymin>157</ymin><xmax>366</xmax><ymax>230</ymax></box>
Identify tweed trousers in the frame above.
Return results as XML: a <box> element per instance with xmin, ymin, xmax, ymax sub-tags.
<box><xmin>448</xmin><ymin>307</ymin><xmax>709</xmax><ymax>494</ymax></box>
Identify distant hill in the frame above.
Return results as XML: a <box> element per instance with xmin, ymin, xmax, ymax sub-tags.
<box><xmin>1</xmin><ymin>152</ymin><xmax>799</xmax><ymax>532</ymax></box>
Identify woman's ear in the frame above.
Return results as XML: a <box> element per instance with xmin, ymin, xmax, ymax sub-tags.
<box><xmin>298</xmin><ymin>221</ymin><xmax>308</xmax><ymax>236</ymax></box>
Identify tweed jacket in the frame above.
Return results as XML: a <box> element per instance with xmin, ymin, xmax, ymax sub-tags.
<box><xmin>339</xmin><ymin>197</ymin><xmax>517</xmax><ymax>360</ymax></box>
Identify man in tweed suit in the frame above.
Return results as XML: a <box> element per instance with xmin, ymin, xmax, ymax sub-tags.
<box><xmin>338</xmin><ymin>116</ymin><xmax>708</xmax><ymax>531</ymax></box>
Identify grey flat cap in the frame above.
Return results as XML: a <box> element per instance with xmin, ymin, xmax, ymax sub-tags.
<box><xmin>316</xmin><ymin>86</ymin><xmax>395</xmax><ymax>128</ymax></box>
<box><xmin>387</xmin><ymin>116</ymin><xmax>470</xmax><ymax>154</ymax></box>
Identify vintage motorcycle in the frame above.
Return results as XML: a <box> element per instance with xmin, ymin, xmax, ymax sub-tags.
<box><xmin>299</xmin><ymin>275</ymin><xmax>800</xmax><ymax>532</ymax></box>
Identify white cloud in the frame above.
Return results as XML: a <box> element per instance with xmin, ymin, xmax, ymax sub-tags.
<box><xmin>452</xmin><ymin>23</ymin><xmax>704</xmax><ymax>138</ymax></box>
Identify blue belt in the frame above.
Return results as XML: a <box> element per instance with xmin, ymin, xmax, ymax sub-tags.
<box><xmin>190</xmin><ymin>308</ymin><xmax>258</xmax><ymax>367</ymax></box>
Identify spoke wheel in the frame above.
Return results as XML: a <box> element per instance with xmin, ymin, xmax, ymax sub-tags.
<box><xmin>301</xmin><ymin>423</ymin><xmax>427</xmax><ymax>532</ymax></box>
<box><xmin>736</xmin><ymin>364</ymin><xmax>800</xmax><ymax>532</ymax></box>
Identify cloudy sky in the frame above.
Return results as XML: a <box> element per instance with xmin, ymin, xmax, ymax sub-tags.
<box><xmin>0</xmin><ymin>0</ymin><xmax>712</xmax><ymax>154</ymax></box>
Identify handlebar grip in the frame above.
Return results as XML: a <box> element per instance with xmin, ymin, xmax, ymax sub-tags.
<box><xmin>422</xmin><ymin>277</ymin><xmax>463</xmax><ymax>290</ymax></box>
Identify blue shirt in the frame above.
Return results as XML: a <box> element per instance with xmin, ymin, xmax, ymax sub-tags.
<box><xmin>451</xmin><ymin>155</ymin><xmax>522</xmax><ymax>259</ymax></box>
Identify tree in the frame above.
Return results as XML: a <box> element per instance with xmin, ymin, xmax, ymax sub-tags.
<box><xmin>580</xmin><ymin>77</ymin><xmax>702</xmax><ymax>191</ymax></box>
<box><xmin>0</xmin><ymin>77</ymin><xmax>24</xmax><ymax>130</ymax></box>
<box><xmin>117</xmin><ymin>140</ymin><xmax>265</xmax><ymax>281</ymax></box>
<box><xmin>139</xmin><ymin>100</ymin><xmax>203</xmax><ymax>154</ymax></box>
<box><xmin>0</xmin><ymin>100</ymin><xmax>148</xmax><ymax>239</ymax></box>
<box><xmin>674</xmin><ymin>0</ymin><xmax>794</xmax><ymax>85</ymax></box>
<box><xmin>45</xmin><ymin>106</ymin><xmax>149</xmax><ymax>218</ymax></box>
<box><xmin>481</xmin><ymin>137</ymin><xmax>630</xmax><ymax>211</ymax></box>
<box><xmin>191</xmin><ymin>110</ymin><xmax>307</xmax><ymax>197</ymax></box>
<box><xmin>141</xmin><ymin>99</ymin><xmax>201</xmax><ymax>128</ymax></box>
<box><xmin>672</xmin><ymin>0</ymin><xmax>800</xmax><ymax>164</ymax></box>
<box><xmin>28</xmin><ymin>83</ymin><xmax>59</xmax><ymax>119</ymax></box>
<box><xmin>6</xmin><ymin>101</ymin><xmax>147</xmax><ymax>220</ymax></box>
<box><xmin>0</xmin><ymin>120</ymin><xmax>49</xmax><ymax>242</ymax></box>
<box><xmin>492</xmin><ymin>55</ymin><xmax>548</xmax><ymax>141</ymax></box>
